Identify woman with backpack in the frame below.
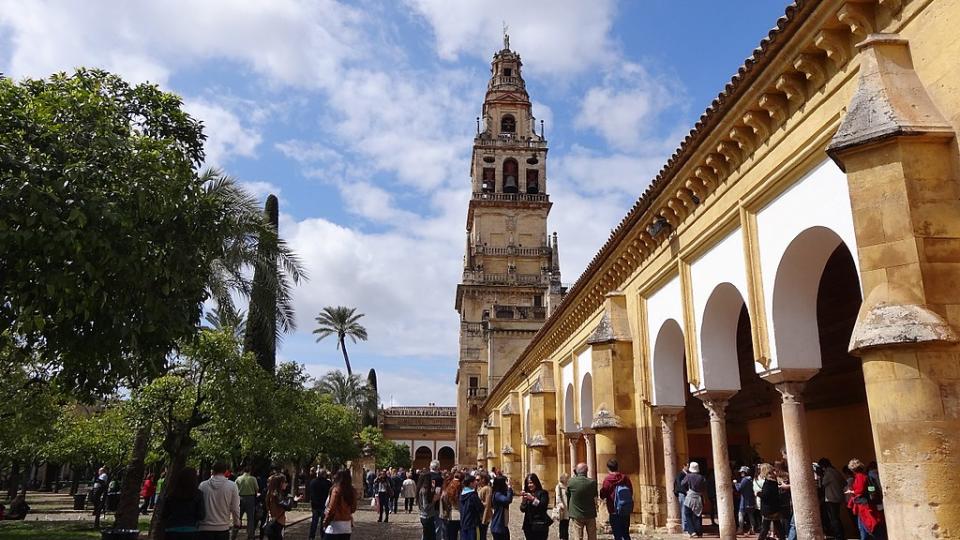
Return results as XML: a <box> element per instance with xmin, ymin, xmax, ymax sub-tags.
<box><xmin>519</xmin><ymin>473</ymin><xmax>551</xmax><ymax>540</ymax></box>
<box><xmin>846</xmin><ymin>458</ymin><xmax>885</xmax><ymax>539</ymax></box>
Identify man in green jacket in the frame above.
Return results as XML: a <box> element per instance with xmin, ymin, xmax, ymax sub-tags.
<box><xmin>566</xmin><ymin>462</ymin><xmax>598</xmax><ymax>540</ymax></box>
<box><xmin>234</xmin><ymin>465</ymin><xmax>260</xmax><ymax>540</ymax></box>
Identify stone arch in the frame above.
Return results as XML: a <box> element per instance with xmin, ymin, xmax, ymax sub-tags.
<box><xmin>437</xmin><ymin>446</ymin><xmax>455</xmax><ymax>471</ymax></box>
<box><xmin>413</xmin><ymin>446</ymin><xmax>433</xmax><ymax>470</ymax></box>
<box><xmin>563</xmin><ymin>383</ymin><xmax>577</xmax><ymax>432</ymax></box>
<box><xmin>699</xmin><ymin>283</ymin><xmax>747</xmax><ymax>391</ymax></box>
<box><xmin>651</xmin><ymin>318</ymin><xmax>686</xmax><ymax>407</ymax></box>
<box><xmin>579</xmin><ymin>372</ymin><xmax>593</xmax><ymax>429</ymax></box>
<box><xmin>771</xmin><ymin>226</ymin><xmax>857</xmax><ymax>370</ymax></box>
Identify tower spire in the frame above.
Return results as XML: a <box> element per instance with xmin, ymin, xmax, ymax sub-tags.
<box><xmin>502</xmin><ymin>21</ymin><xmax>510</xmax><ymax>50</ymax></box>
<box><xmin>551</xmin><ymin>231</ymin><xmax>560</xmax><ymax>273</ymax></box>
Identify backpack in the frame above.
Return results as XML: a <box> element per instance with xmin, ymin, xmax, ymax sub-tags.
<box><xmin>865</xmin><ymin>475</ymin><xmax>883</xmax><ymax>505</ymax></box>
<box><xmin>613</xmin><ymin>483</ymin><xmax>633</xmax><ymax>517</ymax></box>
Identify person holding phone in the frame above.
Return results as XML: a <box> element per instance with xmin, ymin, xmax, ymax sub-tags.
<box><xmin>520</xmin><ymin>473</ymin><xmax>551</xmax><ymax>540</ymax></box>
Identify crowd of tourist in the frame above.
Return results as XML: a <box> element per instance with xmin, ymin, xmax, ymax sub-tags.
<box><xmin>673</xmin><ymin>451</ymin><xmax>885</xmax><ymax>540</ymax></box>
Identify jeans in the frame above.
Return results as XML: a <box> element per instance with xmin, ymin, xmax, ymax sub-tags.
<box><xmin>392</xmin><ymin>495</ymin><xmax>400</xmax><ymax>513</ymax></box>
<box><xmin>140</xmin><ymin>496</ymin><xmax>151</xmax><ymax>514</ymax></box>
<box><xmin>491</xmin><ymin>534</ymin><xmax>510</xmax><ymax>540</ymax></box>
<box><xmin>571</xmin><ymin>517</ymin><xmax>597</xmax><ymax>540</ymax></box>
<box><xmin>238</xmin><ymin>495</ymin><xmax>257</xmax><ymax>540</ymax></box>
<box><xmin>758</xmin><ymin>515</ymin><xmax>785</xmax><ymax>540</ymax></box>
<box><xmin>558</xmin><ymin>519</ymin><xmax>569</xmax><ymax>540</ymax></box>
<box><xmin>461</xmin><ymin>526</ymin><xmax>478</xmax><ymax>540</ymax></box>
<box><xmin>678</xmin><ymin>493</ymin><xmax>688</xmax><ymax>532</ymax></box>
<box><xmin>435</xmin><ymin>515</ymin><xmax>446</xmax><ymax>540</ymax></box>
<box><xmin>478</xmin><ymin>523</ymin><xmax>488</xmax><ymax>540</ymax></box>
<box><xmin>378</xmin><ymin>493</ymin><xmax>391</xmax><ymax>521</ymax></box>
<box><xmin>739</xmin><ymin>507</ymin><xmax>760</xmax><ymax>533</ymax></box>
<box><xmin>421</xmin><ymin>517</ymin><xmax>437</xmax><ymax>540</ymax></box>
<box><xmin>609</xmin><ymin>514</ymin><xmax>630</xmax><ymax>540</ymax></box>
<box><xmin>405</xmin><ymin>497</ymin><xmax>415</xmax><ymax>512</ymax></box>
<box><xmin>682</xmin><ymin>504</ymin><xmax>701</xmax><ymax>536</ymax></box>
<box><xmin>309</xmin><ymin>507</ymin><xmax>326</xmax><ymax>539</ymax></box>
<box><xmin>787</xmin><ymin>514</ymin><xmax>797</xmax><ymax>540</ymax></box>
<box><xmin>446</xmin><ymin>519</ymin><xmax>461</xmax><ymax>540</ymax></box>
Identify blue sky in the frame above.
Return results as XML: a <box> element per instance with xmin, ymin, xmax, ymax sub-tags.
<box><xmin>0</xmin><ymin>1</ymin><xmax>789</xmax><ymax>405</ymax></box>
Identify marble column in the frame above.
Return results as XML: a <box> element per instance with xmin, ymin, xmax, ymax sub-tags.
<box><xmin>699</xmin><ymin>394</ymin><xmax>736</xmax><ymax>540</ymax></box>
<box><xmin>776</xmin><ymin>381</ymin><xmax>824</xmax><ymax>540</ymax></box>
<box><xmin>567</xmin><ymin>433</ymin><xmax>579</xmax><ymax>473</ymax></box>
<box><xmin>657</xmin><ymin>408</ymin><xmax>683</xmax><ymax>534</ymax></box>
<box><xmin>583</xmin><ymin>431</ymin><xmax>597</xmax><ymax>479</ymax></box>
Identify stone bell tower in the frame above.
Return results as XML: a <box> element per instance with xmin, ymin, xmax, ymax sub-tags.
<box><xmin>454</xmin><ymin>34</ymin><xmax>564</xmax><ymax>466</ymax></box>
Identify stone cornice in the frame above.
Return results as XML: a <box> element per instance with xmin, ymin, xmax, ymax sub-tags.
<box><xmin>484</xmin><ymin>0</ymin><xmax>906</xmax><ymax>411</ymax></box>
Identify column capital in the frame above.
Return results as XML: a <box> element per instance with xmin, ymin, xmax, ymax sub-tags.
<box><xmin>563</xmin><ymin>431</ymin><xmax>582</xmax><ymax>441</ymax></box>
<box><xmin>774</xmin><ymin>380</ymin><xmax>807</xmax><ymax>404</ymax></box>
<box><xmin>653</xmin><ymin>405</ymin><xmax>684</xmax><ymax>420</ymax></box>
<box><xmin>759</xmin><ymin>366</ymin><xmax>819</xmax><ymax>385</ymax></box>
<box><xmin>694</xmin><ymin>390</ymin><xmax>735</xmax><ymax>421</ymax></box>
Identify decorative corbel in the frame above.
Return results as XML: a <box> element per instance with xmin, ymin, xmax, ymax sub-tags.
<box><xmin>705</xmin><ymin>153</ymin><xmax>729</xmax><ymax>179</ymax></box>
<box><xmin>716</xmin><ymin>140</ymin><xmax>742</xmax><ymax>169</ymax></box>
<box><xmin>743</xmin><ymin>110</ymin><xmax>771</xmax><ymax>142</ymax></box>
<box><xmin>758</xmin><ymin>93</ymin><xmax>789</xmax><ymax>127</ymax></box>
<box><xmin>814</xmin><ymin>29</ymin><xmax>851</xmax><ymax>69</ymax></box>
<box><xmin>684</xmin><ymin>177</ymin><xmax>708</xmax><ymax>202</ymax></box>
<box><xmin>667</xmin><ymin>198</ymin><xmax>688</xmax><ymax>222</ymax></box>
<box><xmin>775</xmin><ymin>72</ymin><xmax>806</xmax><ymax>105</ymax></box>
<box><xmin>659</xmin><ymin>207</ymin><xmax>680</xmax><ymax>228</ymax></box>
<box><xmin>838</xmin><ymin>2</ymin><xmax>875</xmax><ymax>41</ymax></box>
<box><xmin>590</xmin><ymin>404</ymin><xmax>624</xmax><ymax>429</ymax></box>
<box><xmin>694</xmin><ymin>165</ymin><xmax>719</xmax><ymax>190</ymax></box>
<box><xmin>794</xmin><ymin>53</ymin><xmax>827</xmax><ymax>89</ymax></box>
<box><xmin>676</xmin><ymin>188</ymin><xmax>697</xmax><ymax>211</ymax></box>
<box><xmin>729</xmin><ymin>125</ymin><xmax>756</xmax><ymax>155</ymax></box>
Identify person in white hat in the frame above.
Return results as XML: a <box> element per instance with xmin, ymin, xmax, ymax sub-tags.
<box><xmin>679</xmin><ymin>462</ymin><xmax>706</xmax><ymax>538</ymax></box>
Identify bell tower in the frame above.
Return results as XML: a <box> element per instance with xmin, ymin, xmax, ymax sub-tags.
<box><xmin>454</xmin><ymin>35</ymin><xmax>564</xmax><ymax>466</ymax></box>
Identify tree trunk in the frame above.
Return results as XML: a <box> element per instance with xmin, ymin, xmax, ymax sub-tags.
<box><xmin>6</xmin><ymin>462</ymin><xmax>20</xmax><ymax>499</ymax></box>
<box><xmin>340</xmin><ymin>337</ymin><xmax>353</xmax><ymax>376</ymax></box>
<box><xmin>114</xmin><ymin>423</ymin><xmax>151</xmax><ymax>529</ymax></box>
<box><xmin>70</xmin><ymin>467</ymin><xmax>81</xmax><ymax>496</ymax></box>
<box><xmin>150</xmin><ymin>427</ymin><xmax>196</xmax><ymax>540</ymax></box>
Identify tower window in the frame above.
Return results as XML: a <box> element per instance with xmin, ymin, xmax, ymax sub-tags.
<box><xmin>500</xmin><ymin>114</ymin><xmax>516</xmax><ymax>133</ymax></box>
<box><xmin>526</xmin><ymin>169</ymin><xmax>539</xmax><ymax>194</ymax></box>
<box><xmin>504</xmin><ymin>68</ymin><xmax>512</xmax><ymax>77</ymax></box>
<box><xmin>503</xmin><ymin>159</ymin><xmax>518</xmax><ymax>193</ymax></box>
<box><xmin>482</xmin><ymin>167</ymin><xmax>495</xmax><ymax>192</ymax></box>
<box><xmin>534</xmin><ymin>295</ymin><xmax>543</xmax><ymax>307</ymax></box>
<box><xmin>469</xmin><ymin>377</ymin><xmax>478</xmax><ymax>388</ymax></box>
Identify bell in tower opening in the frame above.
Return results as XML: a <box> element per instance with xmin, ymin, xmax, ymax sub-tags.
<box><xmin>503</xmin><ymin>159</ymin><xmax>519</xmax><ymax>193</ymax></box>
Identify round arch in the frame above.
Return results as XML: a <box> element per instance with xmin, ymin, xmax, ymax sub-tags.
<box><xmin>772</xmin><ymin>226</ymin><xmax>858</xmax><ymax>371</ymax></box>
<box><xmin>413</xmin><ymin>446</ymin><xmax>433</xmax><ymax>470</ymax></box>
<box><xmin>563</xmin><ymin>383</ymin><xmax>577</xmax><ymax>432</ymax></box>
<box><xmin>651</xmin><ymin>318</ymin><xmax>686</xmax><ymax>407</ymax></box>
<box><xmin>579</xmin><ymin>373</ymin><xmax>593</xmax><ymax>429</ymax></box>
<box><xmin>437</xmin><ymin>446</ymin><xmax>455</xmax><ymax>471</ymax></box>
<box><xmin>699</xmin><ymin>283</ymin><xmax>748</xmax><ymax>391</ymax></box>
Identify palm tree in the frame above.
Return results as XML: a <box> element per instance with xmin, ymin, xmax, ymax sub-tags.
<box><xmin>313</xmin><ymin>306</ymin><xmax>367</xmax><ymax>376</ymax></box>
<box><xmin>203</xmin><ymin>170</ymin><xmax>305</xmax><ymax>342</ymax></box>
<box><xmin>314</xmin><ymin>370</ymin><xmax>377</xmax><ymax>412</ymax></box>
<box><xmin>203</xmin><ymin>305</ymin><xmax>247</xmax><ymax>342</ymax></box>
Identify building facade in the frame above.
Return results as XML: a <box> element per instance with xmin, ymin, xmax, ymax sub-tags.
<box><xmin>379</xmin><ymin>406</ymin><xmax>457</xmax><ymax>470</ymax></box>
<box><xmin>454</xmin><ymin>37</ymin><xmax>563</xmax><ymax>465</ymax></box>
<box><xmin>478</xmin><ymin>1</ymin><xmax>960</xmax><ymax>539</ymax></box>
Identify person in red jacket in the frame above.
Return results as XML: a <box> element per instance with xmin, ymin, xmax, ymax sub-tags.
<box><xmin>846</xmin><ymin>459</ymin><xmax>885</xmax><ymax>539</ymax></box>
<box><xmin>599</xmin><ymin>459</ymin><xmax>633</xmax><ymax>540</ymax></box>
<box><xmin>139</xmin><ymin>473</ymin><xmax>157</xmax><ymax>515</ymax></box>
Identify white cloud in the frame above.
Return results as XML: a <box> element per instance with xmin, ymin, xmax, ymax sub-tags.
<box><xmin>240</xmin><ymin>181</ymin><xmax>282</xmax><ymax>203</ymax></box>
<box><xmin>575</xmin><ymin>62</ymin><xmax>682</xmax><ymax>151</ymax></box>
<box><xmin>405</xmin><ymin>0</ymin><xmax>618</xmax><ymax>77</ymax></box>
<box><xmin>185</xmin><ymin>99</ymin><xmax>262</xmax><ymax>166</ymax></box>
<box><xmin>0</xmin><ymin>0</ymin><xmax>366</xmax><ymax>88</ymax></box>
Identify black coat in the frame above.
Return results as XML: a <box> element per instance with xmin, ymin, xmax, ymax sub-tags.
<box><xmin>759</xmin><ymin>479</ymin><xmax>781</xmax><ymax>517</ymax></box>
<box><xmin>519</xmin><ymin>489</ymin><xmax>550</xmax><ymax>532</ymax></box>
<box><xmin>161</xmin><ymin>492</ymin><xmax>205</xmax><ymax>530</ymax></box>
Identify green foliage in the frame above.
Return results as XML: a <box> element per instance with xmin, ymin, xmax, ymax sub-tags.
<box><xmin>359</xmin><ymin>426</ymin><xmax>411</xmax><ymax>470</ymax></box>
<box><xmin>44</xmin><ymin>404</ymin><xmax>134</xmax><ymax>470</ymax></box>
<box><xmin>0</xmin><ymin>362</ymin><xmax>62</xmax><ymax>466</ymax></box>
<box><xmin>314</xmin><ymin>370</ymin><xmax>377</xmax><ymax>414</ymax></box>
<box><xmin>0</xmin><ymin>69</ymin><xmax>215</xmax><ymax>394</ymax></box>
<box><xmin>313</xmin><ymin>306</ymin><xmax>368</xmax><ymax>376</ymax></box>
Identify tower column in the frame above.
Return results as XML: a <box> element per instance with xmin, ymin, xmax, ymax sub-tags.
<box><xmin>697</xmin><ymin>392</ymin><xmax>736</xmax><ymax>540</ymax></box>
<box><xmin>655</xmin><ymin>406</ymin><xmax>683</xmax><ymax>534</ymax></box>
<box><xmin>583</xmin><ymin>431</ymin><xmax>596</xmax><ymax>479</ymax></box>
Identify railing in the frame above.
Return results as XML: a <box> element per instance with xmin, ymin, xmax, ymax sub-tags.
<box><xmin>492</xmin><ymin>304</ymin><xmax>547</xmax><ymax>321</ymax></box>
<box><xmin>467</xmin><ymin>387</ymin><xmax>488</xmax><ymax>399</ymax></box>
<box><xmin>461</xmin><ymin>271</ymin><xmax>548</xmax><ymax>286</ymax></box>
<box><xmin>382</xmin><ymin>407</ymin><xmax>457</xmax><ymax>417</ymax></box>
<box><xmin>476</xmin><ymin>245</ymin><xmax>551</xmax><ymax>257</ymax></box>
<box><xmin>489</xmin><ymin>75</ymin><xmax>525</xmax><ymax>88</ymax></box>
<box><xmin>472</xmin><ymin>191</ymin><xmax>549</xmax><ymax>203</ymax></box>
<box><xmin>473</xmin><ymin>136</ymin><xmax>548</xmax><ymax>149</ymax></box>
<box><xmin>461</xmin><ymin>321</ymin><xmax>484</xmax><ymax>334</ymax></box>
